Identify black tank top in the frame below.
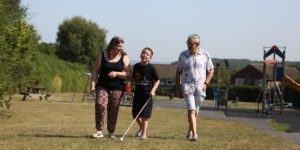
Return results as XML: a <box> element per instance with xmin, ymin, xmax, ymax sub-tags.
<box><xmin>96</xmin><ymin>52</ymin><xmax>125</xmax><ymax>90</ymax></box>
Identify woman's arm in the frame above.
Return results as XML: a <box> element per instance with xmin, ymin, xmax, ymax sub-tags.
<box><xmin>108</xmin><ymin>55</ymin><xmax>130</xmax><ymax>79</ymax></box>
<box><xmin>90</xmin><ymin>52</ymin><xmax>102</xmax><ymax>95</ymax></box>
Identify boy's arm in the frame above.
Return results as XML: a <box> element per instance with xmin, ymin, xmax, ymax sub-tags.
<box><xmin>150</xmin><ymin>80</ymin><xmax>160</xmax><ymax>97</ymax></box>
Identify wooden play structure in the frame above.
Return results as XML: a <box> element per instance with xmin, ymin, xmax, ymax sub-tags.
<box><xmin>256</xmin><ymin>45</ymin><xmax>293</xmax><ymax>116</ymax></box>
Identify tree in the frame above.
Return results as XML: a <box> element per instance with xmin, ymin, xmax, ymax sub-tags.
<box><xmin>0</xmin><ymin>0</ymin><xmax>39</xmax><ymax>108</ymax></box>
<box><xmin>39</xmin><ymin>42</ymin><xmax>57</xmax><ymax>55</ymax></box>
<box><xmin>56</xmin><ymin>16</ymin><xmax>107</xmax><ymax>66</ymax></box>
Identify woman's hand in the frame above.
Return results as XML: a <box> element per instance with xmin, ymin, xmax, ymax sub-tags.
<box><xmin>108</xmin><ymin>71</ymin><xmax>118</xmax><ymax>79</ymax></box>
<box><xmin>90</xmin><ymin>87</ymin><xmax>95</xmax><ymax>96</ymax></box>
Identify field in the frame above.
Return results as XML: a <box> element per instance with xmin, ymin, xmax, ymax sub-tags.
<box><xmin>0</xmin><ymin>94</ymin><xmax>299</xmax><ymax>150</ymax></box>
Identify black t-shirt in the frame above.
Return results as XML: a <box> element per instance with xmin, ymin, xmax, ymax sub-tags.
<box><xmin>132</xmin><ymin>63</ymin><xmax>159</xmax><ymax>94</ymax></box>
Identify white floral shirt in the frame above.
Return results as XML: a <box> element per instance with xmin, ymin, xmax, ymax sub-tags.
<box><xmin>177</xmin><ymin>49</ymin><xmax>214</xmax><ymax>97</ymax></box>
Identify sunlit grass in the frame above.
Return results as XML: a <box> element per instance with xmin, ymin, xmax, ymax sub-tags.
<box><xmin>271</xmin><ymin>119</ymin><xmax>291</xmax><ymax>132</ymax></box>
<box><xmin>0</xmin><ymin>94</ymin><xmax>299</xmax><ymax>150</ymax></box>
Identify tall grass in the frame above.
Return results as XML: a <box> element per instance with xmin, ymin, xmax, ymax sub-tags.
<box><xmin>29</xmin><ymin>53</ymin><xmax>88</xmax><ymax>93</ymax></box>
<box><xmin>0</xmin><ymin>94</ymin><xmax>299</xmax><ymax>150</ymax></box>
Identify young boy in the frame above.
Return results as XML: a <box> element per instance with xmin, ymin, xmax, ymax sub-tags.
<box><xmin>132</xmin><ymin>47</ymin><xmax>160</xmax><ymax>140</ymax></box>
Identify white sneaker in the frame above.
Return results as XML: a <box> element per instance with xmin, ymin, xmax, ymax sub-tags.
<box><xmin>92</xmin><ymin>131</ymin><xmax>104</xmax><ymax>138</ymax></box>
<box><xmin>186</xmin><ymin>132</ymin><xmax>192</xmax><ymax>139</ymax></box>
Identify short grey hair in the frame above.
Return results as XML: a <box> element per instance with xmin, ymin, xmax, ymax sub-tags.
<box><xmin>187</xmin><ymin>34</ymin><xmax>200</xmax><ymax>44</ymax></box>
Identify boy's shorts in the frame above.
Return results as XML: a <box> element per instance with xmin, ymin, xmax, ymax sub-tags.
<box><xmin>184</xmin><ymin>94</ymin><xmax>205</xmax><ymax>113</ymax></box>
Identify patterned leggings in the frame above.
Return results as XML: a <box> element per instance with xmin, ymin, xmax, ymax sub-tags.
<box><xmin>95</xmin><ymin>87</ymin><xmax>123</xmax><ymax>133</ymax></box>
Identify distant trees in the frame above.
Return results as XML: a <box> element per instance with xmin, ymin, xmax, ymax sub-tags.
<box><xmin>39</xmin><ymin>42</ymin><xmax>57</xmax><ymax>55</ymax></box>
<box><xmin>0</xmin><ymin>0</ymin><xmax>40</xmax><ymax>108</ymax></box>
<box><xmin>56</xmin><ymin>16</ymin><xmax>107</xmax><ymax>66</ymax></box>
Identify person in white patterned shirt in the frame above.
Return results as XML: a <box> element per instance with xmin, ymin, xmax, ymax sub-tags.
<box><xmin>175</xmin><ymin>34</ymin><xmax>214</xmax><ymax>141</ymax></box>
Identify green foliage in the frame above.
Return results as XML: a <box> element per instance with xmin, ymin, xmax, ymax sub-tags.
<box><xmin>56</xmin><ymin>16</ymin><xmax>107</xmax><ymax>66</ymax></box>
<box><xmin>291</xmin><ymin>62</ymin><xmax>300</xmax><ymax>72</ymax></box>
<box><xmin>284</xmin><ymin>86</ymin><xmax>300</xmax><ymax>107</ymax></box>
<box><xmin>29</xmin><ymin>51</ymin><xmax>88</xmax><ymax>93</ymax></box>
<box><xmin>205</xmin><ymin>84</ymin><xmax>261</xmax><ymax>102</ymax></box>
<box><xmin>229</xmin><ymin>85</ymin><xmax>261</xmax><ymax>101</ymax></box>
<box><xmin>0</xmin><ymin>0</ymin><xmax>39</xmax><ymax>108</ymax></box>
<box><xmin>52</xmin><ymin>75</ymin><xmax>62</xmax><ymax>93</ymax></box>
<box><xmin>39</xmin><ymin>42</ymin><xmax>57</xmax><ymax>55</ymax></box>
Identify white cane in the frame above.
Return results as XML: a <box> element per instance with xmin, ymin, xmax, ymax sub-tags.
<box><xmin>120</xmin><ymin>96</ymin><xmax>152</xmax><ymax>141</ymax></box>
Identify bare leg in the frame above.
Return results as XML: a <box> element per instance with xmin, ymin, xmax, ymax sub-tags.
<box><xmin>187</xmin><ymin>111</ymin><xmax>192</xmax><ymax>134</ymax></box>
<box><xmin>136</xmin><ymin>118</ymin><xmax>142</xmax><ymax>130</ymax></box>
<box><xmin>188</xmin><ymin>110</ymin><xmax>198</xmax><ymax>138</ymax></box>
<box><xmin>141</xmin><ymin>117</ymin><xmax>149</xmax><ymax>139</ymax></box>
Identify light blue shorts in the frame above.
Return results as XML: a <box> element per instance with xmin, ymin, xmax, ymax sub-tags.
<box><xmin>184</xmin><ymin>94</ymin><xmax>205</xmax><ymax>113</ymax></box>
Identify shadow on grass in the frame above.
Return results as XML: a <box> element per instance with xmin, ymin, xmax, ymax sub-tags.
<box><xmin>19</xmin><ymin>134</ymin><xmax>182</xmax><ymax>141</ymax></box>
<box><xmin>19</xmin><ymin>134</ymin><xmax>90</xmax><ymax>138</ymax></box>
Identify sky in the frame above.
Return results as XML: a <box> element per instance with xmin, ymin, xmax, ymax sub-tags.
<box><xmin>21</xmin><ymin>0</ymin><xmax>300</xmax><ymax>63</ymax></box>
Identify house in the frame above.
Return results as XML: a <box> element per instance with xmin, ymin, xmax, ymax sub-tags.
<box><xmin>153</xmin><ymin>64</ymin><xmax>177</xmax><ymax>86</ymax></box>
<box><xmin>231</xmin><ymin>64</ymin><xmax>300</xmax><ymax>85</ymax></box>
<box><xmin>129</xmin><ymin>63</ymin><xmax>177</xmax><ymax>86</ymax></box>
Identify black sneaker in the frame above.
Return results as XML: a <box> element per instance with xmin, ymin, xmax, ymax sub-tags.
<box><xmin>135</xmin><ymin>130</ymin><xmax>142</xmax><ymax>137</ymax></box>
<box><xmin>109</xmin><ymin>133</ymin><xmax>117</xmax><ymax>139</ymax></box>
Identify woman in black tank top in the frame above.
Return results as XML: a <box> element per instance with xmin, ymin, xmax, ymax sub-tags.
<box><xmin>90</xmin><ymin>36</ymin><xmax>130</xmax><ymax>139</ymax></box>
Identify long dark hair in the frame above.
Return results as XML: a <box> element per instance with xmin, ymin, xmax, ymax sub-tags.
<box><xmin>106</xmin><ymin>36</ymin><xmax>126</xmax><ymax>59</ymax></box>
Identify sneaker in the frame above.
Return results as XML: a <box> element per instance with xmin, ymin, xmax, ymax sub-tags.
<box><xmin>135</xmin><ymin>130</ymin><xmax>142</xmax><ymax>137</ymax></box>
<box><xmin>92</xmin><ymin>131</ymin><xmax>104</xmax><ymax>138</ymax></box>
<box><xmin>186</xmin><ymin>132</ymin><xmax>192</xmax><ymax>139</ymax></box>
<box><xmin>189</xmin><ymin>136</ymin><xmax>198</xmax><ymax>141</ymax></box>
<box><xmin>109</xmin><ymin>133</ymin><xmax>117</xmax><ymax>139</ymax></box>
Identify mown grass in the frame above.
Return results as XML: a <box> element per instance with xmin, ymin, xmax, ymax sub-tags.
<box><xmin>271</xmin><ymin>119</ymin><xmax>291</xmax><ymax>132</ymax></box>
<box><xmin>0</xmin><ymin>94</ymin><xmax>299</xmax><ymax>150</ymax></box>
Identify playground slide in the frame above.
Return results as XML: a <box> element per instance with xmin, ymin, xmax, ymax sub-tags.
<box><xmin>284</xmin><ymin>75</ymin><xmax>300</xmax><ymax>93</ymax></box>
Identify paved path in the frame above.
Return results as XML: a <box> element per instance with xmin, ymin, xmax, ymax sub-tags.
<box><xmin>153</xmin><ymin>100</ymin><xmax>300</xmax><ymax>145</ymax></box>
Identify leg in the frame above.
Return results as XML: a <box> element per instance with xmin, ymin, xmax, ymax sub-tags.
<box><xmin>195</xmin><ymin>95</ymin><xmax>204</xmax><ymax>117</ymax></box>
<box><xmin>188</xmin><ymin>110</ymin><xmax>197</xmax><ymax>138</ymax></box>
<box><xmin>185</xmin><ymin>94</ymin><xmax>198</xmax><ymax>140</ymax></box>
<box><xmin>132</xmin><ymin>94</ymin><xmax>143</xmax><ymax>136</ymax></box>
<box><xmin>134</xmin><ymin>118</ymin><xmax>143</xmax><ymax>137</ymax></box>
<box><xmin>95</xmin><ymin>88</ymin><xmax>108</xmax><ymax>132</ymax></box>
<box><xmin>107</xmin><ymin>90</ymin><xmax>123</xmax><ymax>133</ymax></box>
<box><xmin>187</xmin><ymin>111</ymin><xmax>192</xmax><ymax>134</ymax></box>
<box><xmin>136</xmin><ymin>118</ymin><xmax>142</xmax><ymax>130</ymax></box>
<box><xmin>141</xmin><ymin>117</ymin><xmax>149</xmax><ymax>139</ymax></box>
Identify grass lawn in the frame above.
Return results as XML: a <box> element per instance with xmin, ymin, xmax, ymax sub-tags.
<box><xmin>0</xmin><ymin>94</ymin><xmax>299</xmax><ymax>150</ymax></box>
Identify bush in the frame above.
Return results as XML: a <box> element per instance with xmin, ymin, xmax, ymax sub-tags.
<box><xmin>207</xmin><ymin>84</ymin><xmax>260</xmax><ymax>102</ymax></box>
<box><xmin>284</xmin><ymin>87</ymin><xmax>300</xmax><ymax>107</ymax></box>
<box><xmin>29</xmin><ymin>52</ymin><xmax>89</xmax><ymax>93</ymax></box>
<box><xmin>52</xmin><ymin>75</ymin><xmax>62</xmax><ymax>93</ymax></box>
